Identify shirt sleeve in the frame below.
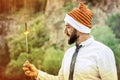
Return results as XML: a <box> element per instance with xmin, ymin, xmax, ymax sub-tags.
<box><xmin>97</xmin><ymin>48</ymin><xmax>118</xmax><ymax>80</ymax></box>
<box><xmin>35</xmin><ymin>70</ymin><xmax>58</xmax><ymax>80</ymax></box>
<box><xmin>36</xmin><ymin>68</ymin><xmax>64</xmax><ymax>80</ymax></box>
<box><xmin>35</xmin><ymin>67</ymin><xmax>64</xmax><ymax>80</ymax></box>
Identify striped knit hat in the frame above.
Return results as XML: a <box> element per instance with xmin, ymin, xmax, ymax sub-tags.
<box><xmin>64</xmin><ymin>3</ymin><xmax>93</xmax><ymax>33</ymax></box>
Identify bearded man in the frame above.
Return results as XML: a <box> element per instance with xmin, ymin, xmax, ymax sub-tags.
<box><xmin>23</xmin><ymin>3</ymin><xmax>118</xmax><ymax>80</ymax></box>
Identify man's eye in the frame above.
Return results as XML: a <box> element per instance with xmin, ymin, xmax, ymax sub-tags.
<box><xmin>67</xmin><ymin>26</ymin><xmax>70</xmax><ymax>29</ymax></box>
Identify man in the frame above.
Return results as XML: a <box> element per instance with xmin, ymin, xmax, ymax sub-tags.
<box><xmin>23</xmin><ymin>3</ymin><xmax>118</xmax><ymax>80</ymax></box>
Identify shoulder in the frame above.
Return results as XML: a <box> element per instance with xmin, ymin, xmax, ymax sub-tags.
<box><xmin>93</xmin><ymin>40</ymin><xmax>114</xmax><ymax>59</ymax></box>
<box><xmin>93</xmin><ymin>40</ymin><xmax>112</xmax><ymax>51</ymax></box>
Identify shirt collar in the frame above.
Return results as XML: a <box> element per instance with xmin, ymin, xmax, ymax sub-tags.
<box><xmin>78</xmin><ymin>36</ymin><xmax>94</xmax><ymax>47</ymax></box>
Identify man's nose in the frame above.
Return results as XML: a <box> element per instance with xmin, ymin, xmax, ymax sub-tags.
<box><xmin>64</xmin><ymin>28</ymin><xmax>67</xmax><ymax>34</ymax></box>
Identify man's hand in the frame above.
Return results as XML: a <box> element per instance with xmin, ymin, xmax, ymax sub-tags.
<box><xmin>23</xmin><ymin>61</ymin><xmax>39</xmax><ymax>78</ymax></box>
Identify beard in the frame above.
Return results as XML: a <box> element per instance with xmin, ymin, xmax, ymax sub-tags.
<box><xmin>67</xmin><ymin>30</ymin><xmax>78</xmax><ymax>45</ymax></box>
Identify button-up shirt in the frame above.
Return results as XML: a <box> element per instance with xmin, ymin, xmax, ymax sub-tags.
<box><xmin>36</xmin><ymin>37</ymin><xmax>118</xmax><ymax>80</ymax></box>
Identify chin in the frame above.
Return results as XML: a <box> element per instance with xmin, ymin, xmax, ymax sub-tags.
<box><xmin>68</xmin><ymin>39</ymin><xmax>75</xmax><ymax>45</ymax></box>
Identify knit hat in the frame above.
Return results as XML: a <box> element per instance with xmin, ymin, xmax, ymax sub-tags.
<box><xmin>64</xmin><ymin>3</ymin><xmax>93</xmax><ymax>33</ymax></box>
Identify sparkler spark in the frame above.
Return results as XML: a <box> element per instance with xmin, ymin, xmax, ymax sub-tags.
<box><xmin>24</xmin><ymin>22</ymin><xmax>29</xmax><ymax>59</ymax></box>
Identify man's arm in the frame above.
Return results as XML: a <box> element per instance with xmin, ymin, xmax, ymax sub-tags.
<box><xmin>97</xmin><ymin>48</ymin><xmax>118</xmax><ymax>80</ymax></box>
<box><xmin>23</xmin><ymin>61</ymin><xmax>64</xmax><ymax>80</ymax></box>
<box><xmin>35</xmin><ymin>70</ymin><xmax>58</xmax><ymax>80</ymax></box>
<box><xmin>35</xmin><ymin>68</ymin><xmax>64</xmax><ymax>80</ymax></box>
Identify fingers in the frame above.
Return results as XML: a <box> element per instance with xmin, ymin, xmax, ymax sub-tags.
<box><xmin>23</xmin><ymin>67</ymin><xmax>30</xmax><ymax>75</ymax></box>
<box><xmin>25</xmin><ymin>70</ymin><xmax>31</xmax><ymax>76</ymax></box>
<box><xmin>23</xmin><ymin>61</ymin><xmax>32</xmax><ymax>76</ymax></box>
<box><xmin>23</xmin><ymin>60</ymin><xmax>31</xmax><ymax>73</ymax></box>
<box><xmin>23</xmin><ymin>60</ymin><xmax>30</xmax><ymax>67</ymax></box>
<box><xmin>23</xmin><ymin>67</ymin><xmax>29</xmax><ymax>71</ymax></box>
<box><xmin>23</xmin><ymin>61</ymin><xmax>35</xmax><ymax>71</ymax></box>
<box><xmin>25</xmin><ymin>60</ymin><xmax>29</xmax><ymax>63</ymax></box>
<box><xmin>23</xmin><ymin>61</ymin><xmax>38</xmax><ymax>77</ymax></box>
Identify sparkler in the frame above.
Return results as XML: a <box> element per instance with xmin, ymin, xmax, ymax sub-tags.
<box><xmin>24</xmin><ymin>22</ymin><xmax>34</xmax><ymax>80</ymax></box>
<box><xmin>24</xmin><ymin>23</ymin><xmax>35</xmax><ymax>80</ymax></box>
<box><xmin>24</xmin><ymin>22</ymin><xmax>29</xmax><ymax>59</ymax></box>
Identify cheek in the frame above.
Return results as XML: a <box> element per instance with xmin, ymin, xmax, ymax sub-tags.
<box><xmin>65</xmin><ymin>28</ymin><xmax>70</xmax><ymax>36</ymax></box>
<box><xmin>67</xmin><ymin>29</ymin><xmax>71</xmax><ymax>34</ymax></box>
<box><xmin>67</xmin><ymin>29</ymin><xmax>72</xmax><ymax>36</ymax></box>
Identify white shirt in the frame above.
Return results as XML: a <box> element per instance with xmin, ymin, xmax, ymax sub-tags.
<box><xmin>36</xmin><ymin>37</ymin><xmax>118</xmax><ymax>80</ymax></box>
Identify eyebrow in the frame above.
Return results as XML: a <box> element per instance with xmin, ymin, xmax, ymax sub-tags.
<box><xmin>65</xmin><ymin>24</ymin><xmax>71</xmax><ymax>26</ymax></box>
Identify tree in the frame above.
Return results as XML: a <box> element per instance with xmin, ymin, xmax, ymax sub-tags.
<box><xmin>108</xmin><ymin>13</ymin><xmax>120</xmax><ymax>39</ymax></box>
<box><xmin>5</xmin><ymin>14</ymin><xmax>49</xmax><ymax>80</ymax></box>
<box><xmin>42</xmin><ymin>47</ymin><xmax>64</xmax><ymax>75</ymax></box>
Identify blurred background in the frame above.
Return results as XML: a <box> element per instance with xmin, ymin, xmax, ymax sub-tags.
<box><xmin>0</xmin><ymin>0</ymin><xmax>120</xmax><ymax>80</ymax></box>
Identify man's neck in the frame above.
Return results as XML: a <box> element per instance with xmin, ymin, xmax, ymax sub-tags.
<box><xmin>76</xmin><ymin>34</ymin><xmax>90</xmax><ymax>46</ymax></box>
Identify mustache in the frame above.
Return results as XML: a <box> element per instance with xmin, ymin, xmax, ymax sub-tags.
<box><xmin>66</xmin><ymin>33</ymin><xmax>70</xmax><ymax>37</ymax></box>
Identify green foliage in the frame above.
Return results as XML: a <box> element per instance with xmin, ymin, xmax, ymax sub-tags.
<box><xmin>42</xmin><ymin>47</ymin><xmax>64</xmax><ymax>75</ymax></box>
<box><xmin>5</xmin><ymin>60</ymin><xmax>19</xmax><ymax>77</ymax></box>
<box><xmin>28</xmin><ymin>48</ymin><xmax>45</xmax><ymax>69</ymax></box>
<box><xmin>91</xmin><ymin>25</ymin><xmax>120</xmax><ymax>64</ymax></box>
<box><xmin>7</xmin><ymin>34</ymin><xmax>26</xmax><ymax>60</ymax></box>
<box><xmin>29</xmin><ymin>20</ymin><xmax>49</xmax><ymax>48</ymax></box>
<box><xmin>5</xmin><ymin>53</ymin><xmax>27</xmax><ymax>79</ymax></box>
<box><xmin>108</xmin><ymin>13</ymin><xmax>120</xmax><ymax>39</ymax></box>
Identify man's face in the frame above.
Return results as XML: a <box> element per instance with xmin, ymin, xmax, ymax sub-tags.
<box><xmin>64</xmin><ymin>24</ymin><xmax>78</xmax><ymax>44</ymax></box>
